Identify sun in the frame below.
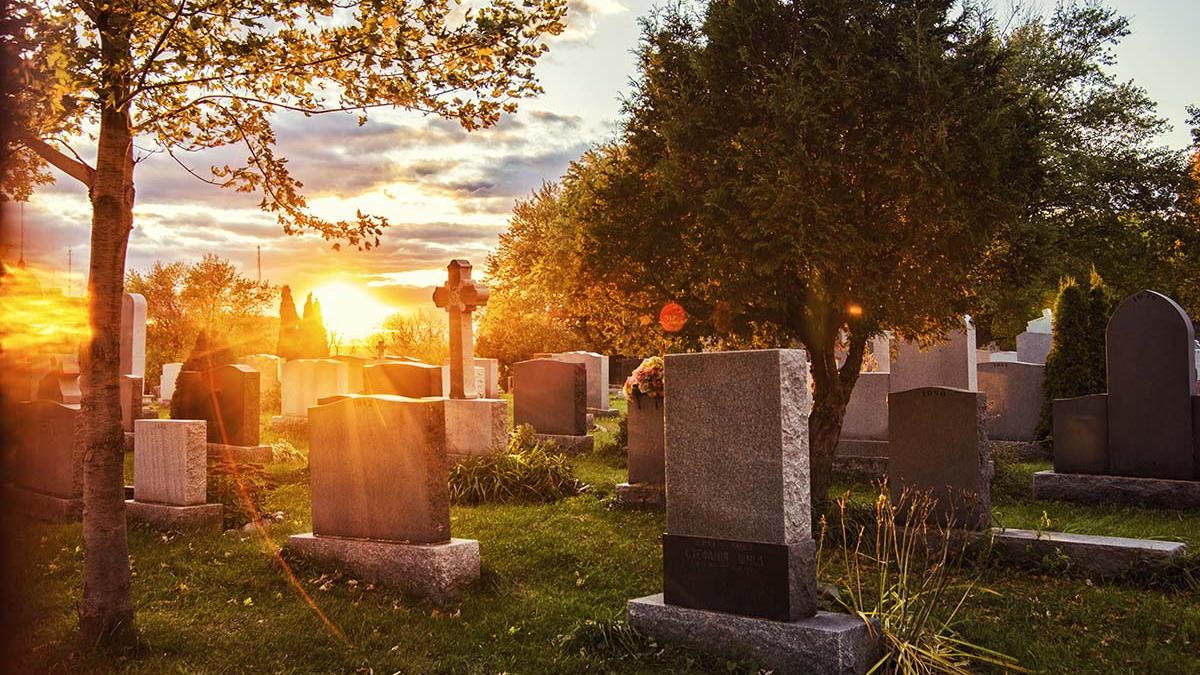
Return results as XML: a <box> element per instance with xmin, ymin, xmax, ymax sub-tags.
<box><xmin>309</xmin><ymin>282</ymin><xmax>396</xmax><ymax>342</ymax></box>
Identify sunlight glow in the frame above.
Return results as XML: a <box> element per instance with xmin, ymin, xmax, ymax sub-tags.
<box><xmin>310</xmin><ymin>282</ymin><xmax>396</xmax><ymax>341</ymax></box>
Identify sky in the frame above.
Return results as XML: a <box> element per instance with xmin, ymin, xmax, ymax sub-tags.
<box><xmin>5</xmin><ymin>0</ymin><xmax>1198</xmax><ymax>339</ymax></box>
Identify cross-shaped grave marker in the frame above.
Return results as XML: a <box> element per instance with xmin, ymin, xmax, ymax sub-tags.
<box><xmin>432</xmin><ymin>260</ymin><xmax>489</xmax><ymax>399</ymax></box>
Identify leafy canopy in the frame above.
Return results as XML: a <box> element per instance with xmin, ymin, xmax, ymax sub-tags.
<box><xmin>6</xmin><ymin>0</ymin><xmax>566</xmax><ymax>245</ymax></box>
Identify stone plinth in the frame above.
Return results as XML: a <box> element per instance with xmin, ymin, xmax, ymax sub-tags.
<box><xmin>841</xmin><ymin>372</ymin><xmax>889</xmax><ymax>442</ymax></box>
<box><xmin>513</xmin><ymin>359</ymin><xmax>587</xmax><ymax>436</ymax></box>
<box><xmin>888</xmin><ymin>388</ymin><xmax>990</xmax><ymax>530</ymax></box>
<box><xmin>445</xmin><ymin>398</ymin><xmax>508</xmax><ymax>461</ymax></box>
<box><xmin>2</xmin><ymin>484</ymin><xmax>82</xmax><ymax>522</ymax></box>
<box><xmin>977</xmin><ymin>362</ymin><xmax>1044</xmax><ymax>442</ymax></box>
<box><xmin>1032</xmin><ymin>470</ymin><xmax>1200</xmax><ymax>510</ymax></box>
<box><xmin>206</xmin><ymin>442</ymin><xmax>272</xmax><ymax>464</ymax></box>
<box><xmin>309</xmin><ymin>395</ymin><xmax>449</xmax><ymax>543</ymax></box>
<box><xmin>287</xmin><ymin>534</ymin><xmax>479</xmax><ymax>606</ymax></box>
<box><xmin>362</xmin><ymin>361</ymin><xmax>444</xmax><ymax>398</ymax></box>
<box><xmin>615</xmin><ymin>482</ymin><xmax>665</xmax><ymax>509</ymax></box>
<box><xmin>890</xmin><ymin>318</ymin><xmax>977</xmax><ymax>393</ymax></box>
<box><xmin>627</xmin><ymin>595</ymin><xmax>879</xmax><ymax>675</ymax></box>
<box><xmin>534</xmin><ymin>433</ymin><xmax>593</xmax><ymax>455</ymax></box>
<box><xmin>126</xmin><ymin>500</ymin><xmax>223</xmax><ymax>531</ymax></box>
<box><xmin>134</xmin><ymin>419</ymin><xmax>207</xmax><ymax>505</ymax></box>
<box><xmin>987</xmin><ymin>528</ymin><xmax>1186</xmax><ymax>577</ymax></box>
<box><xmin>627</xmin><ymin>395</ymin><xmax>665</xmax><ymax>485</ymax></box>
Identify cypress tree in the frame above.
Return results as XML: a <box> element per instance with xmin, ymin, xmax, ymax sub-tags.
<box><xmin>1038</xmin><ymin>272</ymin><xmax>1111</xmax><ymax>439</ymax></box>
<box><xmin>300</xmin><ymin>293</ymin><xmax>330</xmax><ymax>357</ymax></box>
<box><xmin>276</xmin><ymin>285</ymin><xmax>302</xmax><ymax>359</ymax></box>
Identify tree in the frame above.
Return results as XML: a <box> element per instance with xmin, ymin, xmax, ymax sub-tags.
<box><xmin>572</xmin><ymin>0</ymin><xmax>1040</xmax><ymax>507</ymax></box>
<box><xmin>1037</xmin><ymin>273</ymin><xmax>1112</xmax><ymax>439</ymax></box>
<box><xmin>5</xmin><ymin>0</ymin><xmax>564</xmax><ymax>645</ymax></box>
<box><xmin>125</xmin><ymin>256</ymin><xmax>275</xmax><ymax>388</ymax></box>
<box><xmin>371</xmin><ymin>309</ymin><xmax>450</xmax><ymax>365</ymax></box>
<box><xmin>300</xmin><ymin>293</ymin><xmax>330</xmax><ymax>358</ymax></box>
<box><xmin>276</xmin><ymin>285</ymin><xmax>303</xmax><ymax>359</ymax></box>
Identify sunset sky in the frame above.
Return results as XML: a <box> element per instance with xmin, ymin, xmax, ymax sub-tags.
<box><xmin>5</xmin><ymin>0</ymin><xmax>1198</xmax><ymax>338</ymax></box>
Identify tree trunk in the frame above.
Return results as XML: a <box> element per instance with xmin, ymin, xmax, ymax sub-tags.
<box><xmin>806</xmin><ymin>328</ymin><xmax>867</xmax><ymax>515</ymax></box>
<box><xmin>79</xmin><ymin>10</ymin><xmax>136</xmax><ymax>646</ymax></box>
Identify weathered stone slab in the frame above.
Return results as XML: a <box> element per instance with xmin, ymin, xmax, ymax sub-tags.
<box><xmin>615</xmin><ymin>482</ymin><xmax>665</xmax><ymax>510</ymax></box>
<box><xmin>549</xmin><ymin>351</ymin><xmax>610</xmax><ymax>410</ymax></box>
<box><xmin>841</xmin><ymin>372</ymin><xmax>889</xmax><ymax>441</ymax></box>
<box><xmin>987</xmin><ymin>528</ymin><xmax>1186</xmax><ymax>577</ymax></box>
<box><xmin>280</xmin><ymin>358</ymin><xmax>350</xmax><ymax>417</ymax></box>
<box><xmin>309</xmin><ymin>395</ymin><xmax>449</xmax><ymax>543</ymax></box>
<box><xmin>627</xmin><ymin>396</ymin><xmax>665</xmax><ymax>485</ymax></box>
<box><xmin>207</xmin><ymin>442</ymin><xmax>272</xmax><ymax>464</ymax></box>
<box><xmin>363</xmin><ymin>361</ymin><xmax>444</xmax><ymax>398</ymax></box>
<box><xmin>513</xmin><ymin>359</ymin><xmax>587</xmax><ymax>436</ymax></box>
<box><xmin>1053</xmin><ymin>394</ymin><xmax>1108</xmax><ymax>474</ymax></box>
<box><xmin>11</xmin><ymin>400</ymin><xmax>82</xmax><ymax>500</ymax></box>
<box><xmin>159</xmin><ymin>362</ymin><xmax>182</xmax><ymax>403</ymax></box>
<box><xmin>287</xmin><ymin>534</ymin><xmax>479</xmax><ymax>606</ymax></box>
<box><xmin>1032</xmin><ymin>470</ymin><xmax>1200</xmax><ymax>510</ymax></box>
<box><xmin>1107</xmin><ymin>290</ymin><xmax>1196</xmax><ymax>479</ymax></box>
<box><xmin>120</xmin><ymin>292</ymin><xmax>147</xmax><ymax>378</ymax></box>
<box><xmin>445</xmin><ymin>398</ymin><xmax>507</xmax><ymax>461</ymax></box>
<box><xmin>978</xmin><ymin>362</ymin><xmax>1044</xmax><ymax>442</ymax></box>
<box><xmin>534</xmin><ymin>433</ymin><xmax>593</xmax><ymax>454</ymax></box>
<box><xmin>238</xmin><ymin>354</ymin><xmax>282</xmax><ymax>398</ymax></box>
<box><xmin>627</xmin><ymin>595</ymin><xmax>879</xmax><ymax>675</ymax></box>
<box><xmin>331</xmin><ymin>355</ymin><xmax>373</xmax><ymax>393</ymax></box>
<box><xmin>890</xmin><ymin>318</ymin><xmax>977</xmax><ymax>393</ymax></box>
<box><xmin>1016</xmin><ymin>331</ymin><xmax>1052</xmax><ymax>364</ymax></box>
<box><xmin>133</xmin><ymin>419</ymin><xmax>207</xmax><ymax>505</ymax></box>
<box><xmin>888</xmin><ymin>387</ymin><xmax>990</xmax><ymax>529</ymax></box>
<box><xmin>120</xmin><ymin>375</ymin><xmax>143</xmax><ymax>433</ymax></box>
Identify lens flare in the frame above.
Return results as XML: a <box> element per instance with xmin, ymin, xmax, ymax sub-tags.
<box><xmin>659</xmin><ymin>302</ymin><xmax>687</xmax><ymax>333</ymax></box>
<box><xmin>0</xmin><ymin>264</ymin><xmax>91</xmax><ymax>356</ymax></box>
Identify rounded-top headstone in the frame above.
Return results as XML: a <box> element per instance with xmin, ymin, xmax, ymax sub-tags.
<box><xmin>1106</xmin><ymin>290</ymin><xmax>1197</xmax><ymax>479</ymax></box>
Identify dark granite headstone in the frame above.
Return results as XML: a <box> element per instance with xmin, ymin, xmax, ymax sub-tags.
<box><xmin>512</xmin><ymin>359</ymin><xmax>586</xmax><ymax>436</ymax></box>
<box><xmin>1053</xmin><ymin>394</ymin><xmax>1108</xmax><ymax>475</ymax></box>
<box><xmin>11</xmin><ymin>400</ymin><xmax>82</xmax><ymax>499</ymax></box>
<box><xmin>627</xmin><ymin>396</ymin><xmax>665</xmax><ymax>484</ymax></box>
<box><xmin>1107</xmin><ymin>290</ymin><xmax>1196</xmax><ymax>480</ymax></box>
<box><xmin>609</xmin><ymin>355</ymin><xmax>642</xmax><ymax>389</ymax></box>
<box><xmin>174</xmin><ymin>365</ymin><xmax>260</xmax><ymax>446</ymax></box>
<box><xmin>888</xmin><ymin>387</ymin><xmax>990</xmax><ymax>530</ymax></box>
<box><xmin>363</xmin><ymin>362</ymin><xmax>444</xmax><ymax>398</ymax></box>
<box><xmin>662</xmin><ymin>534</ymin><xmax>792</xmax><ymax>620</ymax></box>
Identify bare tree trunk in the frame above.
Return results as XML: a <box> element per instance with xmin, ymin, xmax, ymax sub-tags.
<box><xmin>79</xmin><ymin>9</ymin><xmax>136</xmax><ymax>646</ymax></box>
<box><xmin>806</xmin><ymin>328</ymin><xmax>867</xmax><ymax>516</ymax></box>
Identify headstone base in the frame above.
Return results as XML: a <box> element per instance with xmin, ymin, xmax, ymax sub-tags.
<box><xmin>589</xmin><ymin>407</ymin><xmax>620</xmax><ymax>419</ymax></box>
<box><xmin>835</xmin><ymin>438</ymin><xmax>889</xmax><ymax>457</ymax></box>
<box><xmin>627</xmin><ymin>594</ymin><xmax>879</xmax><ymax>675</ymax></box>
<box><xmin>615</xmin><ymin>482</ymin><xmax>665</xmax><ymax>510</ymax></box>
<box><xmin>287</xmin><ymin>533</ymin><xmax>480</xmax><ymax>606</ymax></box>
<box><xmin>124</xmin><ymin>432</ymin><xmax>135</xmax><ymax>453</ymax></box>
<box><xmin>987</xmin><ymin>528</ymin><xmax>1186</xmax><ymax>576</ymax></box>
<box><xmin>445</xmin><ymin>398</ymin><xmax>507</xmax><ymax>462</ymax></box>
<box><xmin>207</xmin><ymin>443</ymin><xmax>272</xmax><ymax>464</ymax></box>
<box><xmin>1032</xmin><ymin>470</ymin><xmax>1200</xmax><ymax>510</ymax></box>
<box><xmin>1</xmin><ymin>485</ymin><xmax>82</xmax><ymax>522</ymax></box>
<box><xmin>270</xmin><ymin>414</ymin><xmax>308</xmax><ymax>435</ymax></box>
<box><xmin>126</xmin><ymin>500</ymin><xmax>223</xmax><ymax>531</ymax></box>
<box><xmin>831</xmin><ymin>454</ymin><xmax>887</xmax><ymax>479</ymax></box>
<box><xmin>535</xmin><ymin>433</ymin><xmax>593</xmax><ymax>455</ymax></box>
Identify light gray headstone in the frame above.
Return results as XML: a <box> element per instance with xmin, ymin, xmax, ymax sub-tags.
<box><xmin>120</xmin><ymin>292</ymin><xmax>147</xmax><ymax>379</ymax></box>
<box><xmin>841</xmin><ymin>372</ymin><xmax>889</xmax><ymax>441</ymax></box>
<box><xmin>978</xmin><ymin>362</ymin><xmax>1045</xmax><ymax>442</ymax></box>
<box><xmin>550</xmin><ymin>352</ymin><xmax>610</xmax><ymax>410</ymax></box>
<box><xmin>133</xmin><ymin>419</ymin><xmax>207</xmax><ymax>506</ymax></box>
<box><xmin>890</xmin><ymin>317</ymin><xmax>977</xmax><ymax>393</ymax></box>
<box><xmin>159</xmin><ymin>362</ymin><xmax>182</xmax><ymax>403</ymax></box>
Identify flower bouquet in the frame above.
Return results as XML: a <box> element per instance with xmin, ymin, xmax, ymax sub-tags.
<box><xmin>623</xmin><ymin>356</ymin><xmax>664</xmax><ymax>405</ymax></box>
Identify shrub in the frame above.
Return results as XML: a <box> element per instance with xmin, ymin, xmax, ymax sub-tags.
<box><xmin>207</xmin><ymin>459</ymin><xmax>275</xmax><ymax>529</ymax></box>
<box><xmin>819</xmin><ymin>486</ymin><xmax>1026</xmax><ymax>674</ymax></box>
<box><xmin>449</xmin><ymin>425</ymin><xmax>585</xmax><ymax>504</ymax></box>
<box><xmin>1038</xmin><ymin>272</ymin><xmax>1112</xmax><ymax>439</ymax></box>
<box><xmin>270</xmin><ymin>439</ymin><xmax>306</xmax><ymax>464</ymax></box>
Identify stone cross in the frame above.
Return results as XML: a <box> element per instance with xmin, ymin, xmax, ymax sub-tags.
<box><xmin>432</xmin><ymin>260</ymin><xmax>489</xmax><ymax>399</ymax></box>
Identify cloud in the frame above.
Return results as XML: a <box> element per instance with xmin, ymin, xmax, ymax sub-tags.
<box><xmin>558</xmin><ymin>0</ymin><xmax>628</xmax><ymax>43</ymax></box>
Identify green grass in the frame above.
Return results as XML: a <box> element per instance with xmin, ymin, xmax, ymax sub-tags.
<box><xmin>9</xmin><ymin>395</ymin><xmax>1200</xmax><ymax>673</ymax></box>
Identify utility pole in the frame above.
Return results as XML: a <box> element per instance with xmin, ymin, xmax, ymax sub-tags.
<box><xmin>67</xmin><ymin>248</ymin><xmax>72</xmax><ymax>296</ymax></box>
<box><xmin>17</xmin><ymin>202</ymin><xmax>25</xmax><ymax>269</ymax></box>
<box><xmin>257</xmin><ymin>245</ymin><xmax>262</xmax><ymax>283</ymax></box>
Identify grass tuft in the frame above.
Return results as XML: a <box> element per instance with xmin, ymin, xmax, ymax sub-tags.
<box><xmin>449</xmin><ymin>425</ymin><xmax>585</xmax><ymax>505</ymax></box>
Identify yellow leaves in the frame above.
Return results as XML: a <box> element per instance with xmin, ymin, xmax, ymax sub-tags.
<box><xmin>382</xmin><ymin>16</ymin><xmax>400</xmax><ymax>31</ymax></box>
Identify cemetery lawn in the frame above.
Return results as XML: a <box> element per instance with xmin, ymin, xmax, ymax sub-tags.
<box><xmin>8</xmin><ymin>413</ymin><xmax>1199</xmax><ymax>673</ymax></box>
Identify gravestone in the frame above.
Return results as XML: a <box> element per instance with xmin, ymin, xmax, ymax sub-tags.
<box><xmin>174</xmin><ymin>365</ymin><xmax>268</xmax><ymax>462</ymax></box>
<box><xmin>888</xmin><ymin>387</ymin><xmax>990</xmax><ymax>529</ymax></box>
<box><xmin>549</xmin><ymin>351</ymin><xmax>610</xmax><ymax>411</ymax></box>
<box><xmin>331</xmin><ymin>354</ymin><xmax>373</xmax><ymax>393</ymax></box>
<box><xmin>433</xmin><ymin>260</ymin><xmax>489</xmax><ymax>399</ymax></box>
<box><xmin>839</xmin><ymin>372</ymin><xmax>889</xmax><ymax>446</ymax></box>
<box><xmin>6</xmin><ymin>400</ymin><xmax>83</xmax><ymax>521</ymax></box>
<box><xmin>617</xmin><ymin>393</ymin><xmax>666</xmax><ymax>508</ymax></box>
<box><xmin>120</xmin><ymin>292</ymin><xmax>147</xmax><ymax>379</ymax></box>
<box><xmin>287</xmin><ymin>395</ymin><xmax>480</xmax><ymax>604</ymax></box>
<box><xmin>977</xmin><ymin>362</ymin><xmax>1044</xmax><ymax>442</ymax></box>
<box><xmin>609</xmin><ymin>356</ymin><xmax>642</xmax><ymax>390</ymax></box>
<box><xmin>159</xmin><ymin>362</ymin><xmax>183</xmax><ymax>403</ymax></box>
<box><xmin>869</xmin><ymin>334</ymin><xmax>891</xmax><ymax>373</ymax></box>
<box><xmin>1015</xmin><ymin>309</ymin><xmax>1054</xmax><ymax>364</ymax></box>
<box><xmin>890</xmin><ymin>317</ymin><xmax>977</xmax><ymax>393</ymax></box>
<box><xmin>120</xmin><ymin>374</ymin><xmax>144</xmax><ymax>433</ymax></box>
<box><xmin>1052</xmin><ymin>394</ymin><xmax>1108</xmax><ymax>475</ymax></box>
<box><xmin>127</xmin><ymin>419</ymin><xmax>222</xmax><ymax>529</ymax></box>
<box><xmin>512</xmin><ymin>359</ymin><xmax>590</xmax><ymax>452</ymax></box>
<box><xmin>278</xmin><ymin>358</ymin><xmax>350</xmax><ymax>418</ymax></box>
<box><xmin>1107</xmin><ymin>291</ymin><xmax>1196</xmax><ymax>479</ymax></box>
<box><xmin>475</xmin><ymin>358</ymin><xmax>500</xmax><ymax>398</ymax></box>
<box><xmin>36</xmin><ymin>366</ymin><xmax>81</xmax><ymax>404</ymax></box>
<box><xmin>439</xmin><ymin>365</ymin><xmax>486</xmax><ymax>400</ymax></box>
<box><xmin>628</xmin><ymin>349</ymin><xmax>878</xmax><ymax>673</ymax></box>
<box><xmin>238</xmin><ymin>354</ymin><xmax>282</xmax><ymax>399</ymax></box>
<box><xmin>363</xmin><ymin>361</ymin><xmax>444</xmax><ymax>398</ymax></box>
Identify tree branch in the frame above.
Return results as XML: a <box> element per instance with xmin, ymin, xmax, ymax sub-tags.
<box><xmin>18</xmin><ymin>132</ymin><xmax>96</xmax><ymax>188</ymax></box>
<box><xmin>131</xmin><ymin>0</ymin><xmax>189</xmax><ymax>101</ymax></box>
